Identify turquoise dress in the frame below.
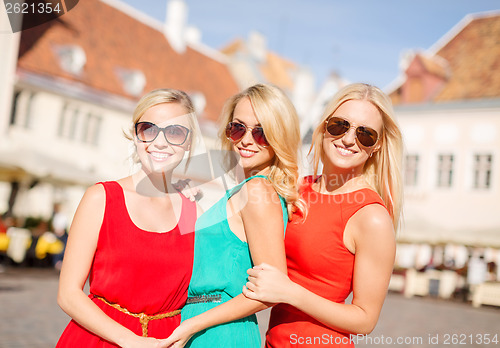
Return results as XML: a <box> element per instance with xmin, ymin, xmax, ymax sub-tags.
<box><xmin>181</xmin><ymin>175</ymin><xmax>288</xmax><ymax>348</ymax></box>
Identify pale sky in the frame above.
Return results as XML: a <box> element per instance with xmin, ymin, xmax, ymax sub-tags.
<box><xmin>121</xmin><ymin>0</ymin><xmax>499</xmax><ymax>90</ymax></box>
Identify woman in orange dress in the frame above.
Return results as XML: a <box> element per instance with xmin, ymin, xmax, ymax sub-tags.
<box><xmin>243</xmin><ymin>83</ymin><xmax>404</xmax><ymax>347</ymax></box>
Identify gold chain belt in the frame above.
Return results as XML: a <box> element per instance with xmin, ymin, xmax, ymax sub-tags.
<box><xmin>94</xmin><ymin>295</ymin><xmax>181</xmax><ymax>337</ymax></box>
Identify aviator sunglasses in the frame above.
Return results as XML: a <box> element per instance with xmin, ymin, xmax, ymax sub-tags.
<box><xmin>135</xmin><ymin>121</ymin><xmax>190</xmax><ymax>145</ymax></box>
<box><xmin>225</xmin><ymin>122</ymin><xmax>269</xmax><ymax>147</ymax></box>
<box><xmin>325</xmin><ymin>116</ymin><xmax>379</xmax><ymax>148</ymax></box>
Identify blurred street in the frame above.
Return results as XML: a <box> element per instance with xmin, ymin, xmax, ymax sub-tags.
<box><xmin>1</xmin><ymin>266</ymin><xmax>499</xmax><ymax>348</ymax></box>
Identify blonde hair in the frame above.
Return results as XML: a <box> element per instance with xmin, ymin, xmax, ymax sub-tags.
<box><xmin>219</xmin><ymin>84</ymin><xmax>306</xmax><ymax>218</ymax></box>
<box><xmin>310</xmin><ymin>83</ymin><xmax>403</xmax><ymax>229</ymax></box>
<box><xmin>125</xmin><ymin>88</ymin><xmax>198</xmax><ymax>167</ymax></box>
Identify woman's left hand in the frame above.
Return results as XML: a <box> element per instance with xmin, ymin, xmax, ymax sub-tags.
<box><xmin>242</xmin><ymin>263</ymin><xmax>295</xmax><ymax>304</ymax></box>
<box><xmin>158</xmin><ymin>320</ymin><xmax>194</xmax><ymax>348</ymax></box>
<box><xmin>173</xmin><ymin>179</ymin><xmax>203</xmax><ymax>202</ymax></box>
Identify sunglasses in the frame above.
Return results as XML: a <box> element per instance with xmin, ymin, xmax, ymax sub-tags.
<box><xmin>325</xmin><ymin>117</ymin><xmax>379</xmax><ymax>148</ymax></box>
<box><xmin>135</xmin><ymin>122</ymin><xmax>190</xmax><ymax>145</ymax></box>
<box><xmin>225</xmin><ymin>122</ymin><xmax>269</xmax><ymax>147</ymax></box>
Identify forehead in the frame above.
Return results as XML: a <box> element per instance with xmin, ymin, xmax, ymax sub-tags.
<box><xmin>333</xmin><ymin>100</ymin><xmax>382</xmax><ymax>130</ymax></box>
<box><xmin>232</xmin><ymin>97</ymin><xmax>259</xmax><ymax>125</ymax></box>
<box><xmin>140</xmin><ymin>103</ymin><xmax>191</xmax><ymax>127</ymax></box>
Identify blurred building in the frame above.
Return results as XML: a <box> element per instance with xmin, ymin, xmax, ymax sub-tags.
<box><xmin>220</xmin><ymin>32</ymin><xmax>317</xmax><ymax>124</ymax></box>
<box><xmin>387</xmin><ymin>10</ymin><xmax>500</xmax><ymax>249</ymax></box>
<box><xmin>0</xmin><ymin>0</ymin><xmax>239</xmax><ymax>220</ymax></box>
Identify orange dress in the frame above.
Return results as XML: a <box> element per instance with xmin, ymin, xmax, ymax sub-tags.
<box><xmin>266</xmin><ymin>176</ymin><xmax>386</xmax><ymax>347</ymax></box>
<box><xmin>56</xmin><ymin>181</ymin><xmax>196</xmax><ymax>347</ymax></box>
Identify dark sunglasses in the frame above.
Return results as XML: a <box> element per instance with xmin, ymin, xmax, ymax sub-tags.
<box><xmin>225</xmin><ymin>122</ymin><xmax>269</xmax><ymax>147</ymax></box>
<box><xmin>135</xmin><ymin>122</ymin><xmax>190</xmax><ymax>145</ymax></box>
<box><xmin>325</xmin><ymin>116</ymin><xmax>379</xmax><ymax>148</ymax></box>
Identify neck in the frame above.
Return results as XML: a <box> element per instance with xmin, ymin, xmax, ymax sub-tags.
<box><xmin>243</xmin><ymin>166</ymin><xmax>269</xmax><ymax>181</ymax></box>
<box><xmin>132</xmin><ymin>170</ymin><xmax>175</xmax><ymax>197</ymax></box>
<box><xmin>319</xmin><ymin>166</ymin><xmax>366</xmax><ymax>194</ymax></box>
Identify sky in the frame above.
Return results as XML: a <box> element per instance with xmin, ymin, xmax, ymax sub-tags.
<box><xmin>109</xmin><ymin>1</ymin><xmax>497</xmax><ymax>90</ymax></box>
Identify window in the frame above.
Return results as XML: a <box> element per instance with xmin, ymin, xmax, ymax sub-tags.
<box><xmin>405</xmin><ymin>154</ymin><xmax>419</xmax><ymax>187</ymax></box>
<box><xmin>58</xmin><ymin>102</ymin><xmax>101</xmax><ymax>146</ymax></box>
<box><xmin>9</xmin><ymin>91</ymin><xmax>21</xmax><ymax>126</ymax></box>
<box><xmin>81</xmin><ymin>112</ymin><xmax>102</xmax><ymax>145</ymax></box>
<box><xmin>9</xmin><ymin>90</ymin><xmax>34</xmax><ymax>128</ymax></box>
<box><xmin>58</xmin><ymin>103</ymin><xmax>80</xmax><ymax>140</ymax></box>
<box><xmin>473</xmin><ymin>154</ymin><xmax>493</xmax><ymax>189</ymax></box>
<box><xmin>437</xmin><ymin>154</ymin><xmax>454</xmax><ymax>187</ymax></box>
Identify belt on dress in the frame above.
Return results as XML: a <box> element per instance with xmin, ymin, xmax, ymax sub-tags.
<box><xmin>185</xmin><ymin>294</ymin><xmax>222</xmax><ymax>305</ymax></box>
<box><xmin>93</xmin><ymin>295</ymin><xmax>181</xmax><ymax>337</ymax></box>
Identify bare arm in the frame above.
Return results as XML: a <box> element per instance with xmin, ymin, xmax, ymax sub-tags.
<box><xmin>57</xmin><ymin>185</ymin><xmax>161</xmax><ymax>348</ymax></box>
<box><xmin>162</xmin><ymin>178</ymin><xmax>286</xmax><ymax>347</ymax></box>
<box><xmin>244</xmin><ymin>204</ymin><xmax>396</xmax><ymax>335</ymax></box>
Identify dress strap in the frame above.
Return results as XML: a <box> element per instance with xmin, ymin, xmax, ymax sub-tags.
<box><xmin>96</xmin><ymin>181</ymin><xmax>128</xmax><ymax>223</ymax></box>
<box><xmin>227</xmin><ymin>174</ymin><xmax>268</xmax><ymax>198</ymax></box>
<box><xmin>226</xmin><ymin>175</ymin><xmax>288</xmax><ymax>235</ymax></box>
<box><xmin>340</xmin><ymin>188</ymin><xmax>387</xmax><ymax>230</ymax></box>
<box><xmin>176</xmin><ymin>191</ymin><xmax>197</xmax><ymax>236</ymax></box>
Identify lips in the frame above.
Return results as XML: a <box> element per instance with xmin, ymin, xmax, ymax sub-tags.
<box><xmin>238</xmin><ymin>147</ymin><xmax>258</xmax><ymax>158</ymax></box>
<box><xmin>335</xmin><ymin>145</ymin><xmax>357</xmax><ymax>156</ymax></box>
<box><xmin>148</xmin><ymin>151</ymin><xmax>172</xmax><ymax>161</ymax></box>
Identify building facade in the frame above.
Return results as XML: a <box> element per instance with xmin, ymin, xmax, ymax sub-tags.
<box><xmin>0</xmin><ymin>0</ymin><xmax>239</xmax><ymax>221</ymax></box>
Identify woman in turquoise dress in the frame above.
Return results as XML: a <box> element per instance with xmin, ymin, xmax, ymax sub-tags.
<box><xmin>163</xmin><ymin>84</ymin><xmax>305</xmax><ymax>348</ymax></box>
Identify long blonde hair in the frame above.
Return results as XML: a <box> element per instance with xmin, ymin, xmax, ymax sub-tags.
<box><xmin>219</xmin><ymin>84</ymin><xmax>306</xmax><ymax>218</ymax></box>
<box><xmin>310</xmin><ymin>83</ymin><xmax>403</xmax><ymax>229</ymax></box>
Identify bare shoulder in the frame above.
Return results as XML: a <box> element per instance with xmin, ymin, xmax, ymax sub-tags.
<box><xmin>349</xmin><ymin>204</ymin><xmax>394</xmax><ymax>243</ymax></box>
<box><xmin>75</xmin><ymin>183</ymin><xmax>106</xmax><ymax>221</ymax></box>
<box><xmin>67</xmin><ymin>184</ymin><xmax>106</xmax><ymax>239</ymax></box>
<box><xmin>242</xmin><ymin>177</ymin><xmax>281</xmax><ymax>209</ymax></box>
<box><xmin>82</xmin><ymin>183</ymin><xmax>106</xmax><ymax>204</ymax></box>
<box><xmin>115</xmin><ymin>176</ymin><xmax>133</xmax><ymax>191</ymax></box>
<box><xmin>354</xmin><ymin>204</ymin><xmax>392</xmax><ymax>228</ymax></box>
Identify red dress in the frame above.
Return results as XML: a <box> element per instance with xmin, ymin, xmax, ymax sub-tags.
<box><xmin>266</xmin><ymin>176</ymin><xmax>386</xmax><ymax>347</ymax></box>
<box><xmin>56</xmin><ymin>181</ymin><xmax>196</xmax><ymax>347</ymax></box>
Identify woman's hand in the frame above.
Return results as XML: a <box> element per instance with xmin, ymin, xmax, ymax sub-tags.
<box><xmin>122</xmin><ymin>336</ymin><xmax>165</xmax><ymax>348</ymax></box>
<box><xmin>173</xmin><ymin>179</ymin><xmax>203</xmax><ymax>202</ymax></box>
<box><xmin>242</xmin><ymin>263</ymin><xmax>296</xmax><ymax>305</ymax></box>
<box><xmin>158</xmin><ymin>320</ymin><xmax>196</xmax><ymax>348</ymax></box>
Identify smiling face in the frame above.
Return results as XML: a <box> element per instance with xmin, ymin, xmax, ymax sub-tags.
<box><xmin>230</xmin><ymin>97</ymin><xmax>275</xmax><ymax>177</ymax></box>
<box><xmin>134</xmin><ymin>102</ymin><xmax>191</xmax><ymax>175</ymax></box>
<box><xmin>322</xmin><ymin>99</ymin><xmax>383</xmax><ymax>176</ymax></box>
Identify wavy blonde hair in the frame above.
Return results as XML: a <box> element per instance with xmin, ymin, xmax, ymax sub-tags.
<box><xmin>219</xmin><ymin>84</ymin><xmax>306</xmax><ymax>218</ymax></box>
<box><xmin>310</xmin><ymin>83</ymin><xmax>403</xmax><ymax>229</ymax></box>
<box><xmin>125</xmin><ymin>88</ymin><xmax>198</xmax><ymax>168</ymax></box>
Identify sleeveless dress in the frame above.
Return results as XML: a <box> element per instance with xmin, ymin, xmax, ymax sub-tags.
<box><xmin>266</xmin><ymin>176</ymin><xmax>387</xmax><ymax>348</ymax></box>
<box><xmin>56</xmin><ymin>181</ymin><xmax>196</xmax><ymax>347</ymax></box>
<box><xmin>181</xmin><ymin>175</ymin><xmax>288</xmax><ymax>348</ymax></box>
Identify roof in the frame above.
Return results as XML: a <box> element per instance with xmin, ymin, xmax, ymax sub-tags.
<box><xmin>389</xmin><ymin>11</ymin><xmax>500</xmax><ymax>104</ymax></box>
<box><xmin>221</xmin><ymin>38</ymin><xmax>298</xmax><ymax>91</ymax></box>
<box><xmin>16</xmin><ymin>0</ymin><xmax>239</xmax><ymax>121</ymax></box>
<box><xmin>433</xmin><ymin>12</ymin><xmax>500</xmax><ymax>101</ymax></box>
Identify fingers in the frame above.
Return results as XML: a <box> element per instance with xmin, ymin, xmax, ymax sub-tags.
<box><xmin>247</xmin><ymin>262</ymin><xmax>277</xmax><ymax>277</ymax></box>
<box><xmin>242</xmin><ymin>285</ymin><xmax>258</xmax><ymax>300</ymax></box>
<box><xmin>247</xmin><ymin>268</ymin><xmax>259</xmax><ymax>277</ymax></box>
<box><xmin>252</xmin><ymin>262</ymin><xmax>274</xmax><ymax>270</ymax></box>
<box><xmin>259</xmin><ymin>262</ymin><xmax>275</xmax><ymax>270</ymax></box>
<box><xmin>245</xmin><ymin>279</ymin><xmax>258</xmax><ymax>292</ymax></box>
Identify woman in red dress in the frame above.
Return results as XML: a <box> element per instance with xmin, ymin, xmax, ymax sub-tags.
<box><xmin>243</xmin><ymin>83</ymin><xmax>403</xmax><ymax>347</ymax></box>
<box><xmin>56</xmin><ymin>89</ymin><xmax>200</xmax><ymax>347</ymax></box>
